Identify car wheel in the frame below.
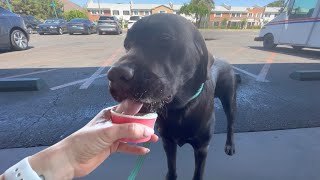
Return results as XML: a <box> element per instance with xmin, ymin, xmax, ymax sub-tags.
<box><xmin>27</xmin><ymin>27</ymin><xmax>33</xmax><ymax>34</ymax></box>
<box><xmin>98</xmin><ymin>30</ymin><xmax>102</xmax><ymax>35</ymax></box>
<box><xmin>69</xmin><ymin>32</ymin><xmax>73</xmax><ymax>35</ymax></box>
<box><xmin>116</xmin><ymin>29</ymin><xmax>120</xmax><ymax>35</ymax></box>
<box><xmin>58</xmin><ymin>28</ymin><xmax>63</xmax><ymax>35</ymax></box>
<box><xmin>263</xmin><ymin>34</ymin><xmax>277</xmax><ymax>49</ymax></box>
<box><xmin>39</xmin><ymin>32</ymin><xmax>44</xmax><ymax>35</ymax></box>
<box><xmin>292</xmin><ymin>46</ymin><xmax>303</xmax><ymax>51</ymax></box>
<box><xmin>10</xmin><ymin>29</ymin><xmax>28</xmax><ymax>51</ymax></box>
<box><xmin>86</xmin><ymin>28</ymin><xmax>91</xmax><ymax>35</ymax></box>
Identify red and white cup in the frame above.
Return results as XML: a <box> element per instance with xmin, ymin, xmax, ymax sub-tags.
<box><xmin>110</xmin><ymin>107</ymin><xmax>158</xmax><ymax>143</ymax></box>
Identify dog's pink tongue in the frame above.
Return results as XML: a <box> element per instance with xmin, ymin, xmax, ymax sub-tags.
<box><xmin>116</xmin><ymin>99</ymin><xmax>143</xmax><ymax>115</ymax></box>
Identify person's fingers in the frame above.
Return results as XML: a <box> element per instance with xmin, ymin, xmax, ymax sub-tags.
<box><xmin>101</xmin><ymin>123</ymin><xmax>154</xmax><ymax>142</ymax></box>
<box><xmin>86</xmin><ymin>107</ymin><xmax>114</xmax><ymax>126</ymax></box>
<box><xmin>149</xmin><ymin>134</ymin><xmax>159</xmax><ymax>142</ymax></box>
<box><xmin>117</xmin><ymin>143</ymin><xmax>150</xmax><ymax>155</ymax></box>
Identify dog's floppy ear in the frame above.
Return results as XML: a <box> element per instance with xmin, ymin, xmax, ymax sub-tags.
<box><xmin>194</xmin><ymin>37</ymin><xmax>213</xmax><ymax>81</ymax></box>
<box><xmin>207</xmin><ymin>52</ymin><xmax>215</xmax><ymax>79</ymax></box>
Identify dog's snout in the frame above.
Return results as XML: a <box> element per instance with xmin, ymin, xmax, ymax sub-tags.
<box><xmin>107</xmin><ymin>66</ymin><xmax>134</xmax><ymax>82</ymax></box>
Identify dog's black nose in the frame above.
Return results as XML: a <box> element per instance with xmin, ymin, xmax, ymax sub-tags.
<box><xmin>107</xmin><ymin>66</ymin><xmax>134</xmax><ymax>82</ymax></box>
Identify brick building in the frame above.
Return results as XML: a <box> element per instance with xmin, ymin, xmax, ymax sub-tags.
<box><xmin>210</xmin><ymin>4</ymin><xmax>281</xmax><ymax>28</ymax></box>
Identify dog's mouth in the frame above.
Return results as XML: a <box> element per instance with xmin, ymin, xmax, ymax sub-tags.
<box><xmin>116</xmin><ymin>99</ymin><xmax>144</xmax><ymax>115</ymax></box>
<box><xmin>115</xmin><ymin>95</ymin><xmax>172</xmax><ymax>115</ymax></box>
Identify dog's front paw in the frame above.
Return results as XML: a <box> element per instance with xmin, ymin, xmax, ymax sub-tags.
<box><xmin>224</xmin><ymin>143</ymin><xmax>235</xmax><ymax>156</ymax></box>
<box><xmin>166</xmin><ymin>172</ymin><xmax>177</xmax><ymax>180</ymax></box>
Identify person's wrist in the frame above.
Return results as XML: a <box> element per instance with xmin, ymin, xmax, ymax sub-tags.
<box><xmin>29</xmin><ymin>142</ymin><xmax>74</xmax><ymax>180</ymax></box>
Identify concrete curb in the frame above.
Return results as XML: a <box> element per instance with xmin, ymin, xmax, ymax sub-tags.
<box><xmin>290</xmin><ymin>70</ymin><xmax>320</xmax><ymax>81</ymax></box>
<box><xmin>0</xmin><ymin>78</ymin><xmax>45</xmax><ymax>92</ymax></box>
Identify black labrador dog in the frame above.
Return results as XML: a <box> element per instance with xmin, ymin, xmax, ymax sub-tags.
<box><xmin>107</xmin><ymin>14</ymin><xmax>236</xmax><ymax>180</ymax></box>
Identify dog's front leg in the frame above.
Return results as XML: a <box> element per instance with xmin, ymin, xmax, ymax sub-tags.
<box><xmin>192</xmin><ymin>144</ymin><xmax>209</xmax><ymax>180</ymax></box>
<box><xmin>162</xmin><ymin>138</ymin><xmax>178</xmax><ymax>180</ymax></box>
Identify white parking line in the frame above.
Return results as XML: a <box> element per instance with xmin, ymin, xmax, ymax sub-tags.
<box><xmin>50</xmin><ymin>74</ymin><xmax>107</xmax><ymax>90</ymax></box>
<box><xmin>232</xmin><ymin>66</ymin><xmax>270</xmax><ymax>82</ymax></box>
<box><xmin>1</xmin><ymin>69</ymin><xmax>57</xmax><ymax>79</ymax></box>
<box><xmin>79</xmin><ymin>48</ymin><xmax>122</xmax><ymax>89</ymax></box>
<box><xmin>79</xmin><ymin>66</ymin><xmax>105</xmax><ymax>89</ymax></box>
<box><xmin>256</xmin><ymin>63</ymin><xmax>272</xmax><ymax>82</ymax></box>
<box><xmin>256</xmin><ymin>52</ymin><xmax>276</xmax><ymax>82</ymax></box>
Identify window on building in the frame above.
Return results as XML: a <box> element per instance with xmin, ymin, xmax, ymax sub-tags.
<box><xmin>123</xmin><ymin>10</ymin><xmax>130</xmax><ymax>15</ymax></box>
<box><xmin>256</xmin><ymin>13</ymin><xmax>261</xmax><ymax>18</ymax></box>
<box><xmin>215</xmin><ymin>13</ymin><xmax>222</xmax><ymax>17</ymax></box>
<box><xmin>264</xmin><ymin>13</ymin><xmax>271</xmax><ymax>17</ymax></box>
<box><xmin>133</xmin><ymin>11</ymin><xmax>139</xmax><ymax>15</ymax></box>
<box><xmin>113</xmin><ymin>10</ymin><xmax>119</xmax><ymax>15</ymax></box>
<box><xmin>91</xmin><ymin>10</ymin><xmax>98</xmax><ymax>15</ymax></box>
<box><xmin>248</xmin><ymin>13</ymin><xmax>253</xmax><ymax>17</ymax></box>
<box><xmin>145</xmin><ymin>11</ymin><xmax>150</xmax><ymax>15</ymax></box>
<box><xmin>289</xmin><ymin>0</ymin><xmax>317</xmax><ymax>19</ymax></box>
<box><xmin>159</xmin><ymin>10</ymin><xmax>167</xmax><ymax>13</ymax></box>
<box><xmin>231</xmin><ymin>13</ymin><xmax>241</xmax><ymax>17</ymax></box>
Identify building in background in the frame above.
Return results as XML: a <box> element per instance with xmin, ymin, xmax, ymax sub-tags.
<box><xmin>210</xmin><ymin>4</ymin><xmax>281</xmax><ymax>29</ymax></box>
<box><xmin>85</xmin><ymin>0</ymin><xmax>185</xmax><ymax>21</ymax></box>
<box><xmin>263</xmin><ymin>7</ymin><xmax>282</xmax><ymax>23</ymax></box>
<box><xmin>246</xmin><ymin>6</ymin><xmax>265</xmax><ymax>28</ymax></box>
<box><xmin>210</xmin><ymin>4</ymin><xmax>249</xmax><ymax>28</ymax></box>
<box><xmin>85</xmin><ymin>1</ymin><xmax>281</xmax><ymax>28</ymax></box>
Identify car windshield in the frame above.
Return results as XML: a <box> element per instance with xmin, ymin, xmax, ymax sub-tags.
<box><xmin>129</xmin><ymin>16</ymin><xmax>141</xmax><ymax>20</ymax></box>
<box><xmin>99</xmin><ymin>16</ymin><xmax>114</xmax><ymax>20</ymax></box>
<box><xmin>69</xmin><ymin>19</ymin><xmax>86</xmax><ymax>23</ymax></box>
<box><xmin>44</xmin><ymin>20</ymin><xmax>60</xmax><ymax>24</ymax></box>
<box><xmin>27</xmin><ymin>16</ymin><xmax>41</xmax><ymax>23</ymax></box>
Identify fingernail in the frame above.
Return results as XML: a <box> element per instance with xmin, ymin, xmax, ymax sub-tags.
<box><xmin>146</xmin><ymin>149</ymin><xmax>150</xmax><ymax>153</ymax></box>
<box><xmin>144</xmin><ymin>127</ymin><xmax>154</xmax><ymax>137</ymax></box>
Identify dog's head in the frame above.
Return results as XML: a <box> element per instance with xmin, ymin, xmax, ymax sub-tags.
<box><xmin>107</xmin><ymin>14</ymin><xmax>213</xmax><ymax>113</ymax></box>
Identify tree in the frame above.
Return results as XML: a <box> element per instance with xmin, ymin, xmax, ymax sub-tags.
<box><xmin>180</xmin><ymin>0</ymin><xmax>214</xmax><ymax>28</ymax></box>
<box><xmin>221</xmin><ymin>18</ymin><xmax>228</xmax><ymax>29</ymax></box>
<box><xmin>63</xmin><ymin>10</ymin><xmax>88</xmax><ymax>21</ymax></box>
<box><xmin>267</xmin><ymin>0</ymin><xmax>285</xmax><ymax>7</ymax></box>
<box><xmin>241</xmin><ymin>18</ymin><xmax>248</xmax><ymax>29</ymax></box>
<box><xmin>1</xmin><ymin>0</ymin><xmax>63</xmax><ymax>20</ymax></box>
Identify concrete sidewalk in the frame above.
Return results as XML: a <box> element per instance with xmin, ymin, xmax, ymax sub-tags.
<box><xmin>1</xmin><ymin>128</ymin><xmax>320</xmax><ymax>180</ymax></box>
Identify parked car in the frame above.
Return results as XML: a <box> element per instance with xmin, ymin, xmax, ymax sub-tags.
<box><xmin>21</xmin><ymin>15</ymin><xmax>42</xmax><ymax>34</ymax></box>
<box><xmin>0</xmin><ymin>7</ymin><xmax>29</xmax><ymax>51</ymax></box>
<box><xmin>97</xmin><ymin>16</ymin><xmax>122</xmax><ymax>35</ymax></box>
<box><xmin>128</xmin><ymin>16</ymin><xmax>142</xmax><ymax>29</ymax></box>
<box><xmin>67</xmin><ymin>18</ymin><xmax>97</xmax><ymax>35</ymax></box>
<box><xmin>37</xmin><ymin>19</ymin><xmax>68</xmax><ymax>35</ymax></box>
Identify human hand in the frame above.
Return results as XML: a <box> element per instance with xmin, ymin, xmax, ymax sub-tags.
<box><xmin>28</xmin><ymin>107</ymin><xmax>158</xmax><ymax>179</ymax></box>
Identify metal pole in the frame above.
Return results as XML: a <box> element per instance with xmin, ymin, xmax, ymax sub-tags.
<box><xmin>5</xmin><ymin>0</ymin><xmax>12</xmax><ymax>12</ymax></box>
<box><xmin>51</xmin><ymin>0</ymin><xmax>58</xmax><ymax>18</ymax></box>
<box><xmin>97</xmin><ymin>0</ymin><xmax>101</xmax><ymax>15</ymax></box>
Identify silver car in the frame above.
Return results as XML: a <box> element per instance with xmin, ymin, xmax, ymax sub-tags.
<box><xmin>0</xmin><ymin>7</ymin><xmax>29</xmax><ymax>51</ymax></box>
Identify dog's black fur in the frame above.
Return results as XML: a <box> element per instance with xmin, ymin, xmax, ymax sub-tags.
<box><xmin>107</xmin><ymin>14</ymin><xmax>236</xmax><ymax>180</ymax></box>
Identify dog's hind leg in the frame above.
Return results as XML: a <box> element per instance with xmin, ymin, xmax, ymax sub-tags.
<box><xmin>162</xmin><ymin>138</ymin><xmax>178</xmax><ymax>180</ymax></box>
<box><xmin>220</xmin><ymin>82</ymin><xmax>236</xmax><ymax>156</ymax></box>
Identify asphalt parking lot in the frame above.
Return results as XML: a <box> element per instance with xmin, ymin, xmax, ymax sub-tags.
<box><xmin>0</xmin><ymin>30</ymin><xmax>320</xmax><ymax>149</ymax></box>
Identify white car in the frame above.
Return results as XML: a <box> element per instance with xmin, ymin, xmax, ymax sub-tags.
<box><xmin>127</xmin><ymin>16</ymin><xmax>142</xmax><ymax>29</ymax></box>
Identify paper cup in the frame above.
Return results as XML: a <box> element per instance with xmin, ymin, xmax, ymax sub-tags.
<box><xmin>110</xmin><ymin>108</ymin><xmax>157</xmax><ymax>143</ymax></box>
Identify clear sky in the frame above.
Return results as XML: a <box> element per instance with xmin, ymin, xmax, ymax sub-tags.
<box><xmin>71</xmin><ymin>0</ymin><xmax>276</xmax><ymax>7</ymax></box>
